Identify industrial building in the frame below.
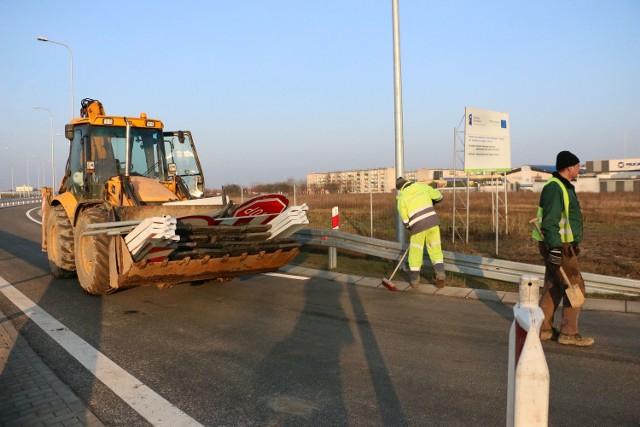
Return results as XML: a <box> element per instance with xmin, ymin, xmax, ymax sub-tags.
<box><xmin>307</xmin><ymin>157</ymin><xmax>640</xmax><ymax>194</ymax></box>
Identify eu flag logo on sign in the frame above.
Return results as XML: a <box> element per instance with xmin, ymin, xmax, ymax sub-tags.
<box><xmin>501</xmin><ymin>120</ymin><xmax>507</xmax><ymax>128</ymax></box>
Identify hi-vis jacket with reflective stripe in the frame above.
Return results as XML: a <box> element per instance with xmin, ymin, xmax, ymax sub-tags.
<box><xmin>531</xmin><ymin>173</ymin><xmax>583</xmax><ymax>249</ymax></box>
<box><xmin>396</xmin><ymin>182</ymin><xmax>443</xmax><ymax>235</ymax></box>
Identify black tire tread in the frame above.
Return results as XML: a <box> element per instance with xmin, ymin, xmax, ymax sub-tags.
<box><xmin>46</xmin><ymin>205</ymin><xmax>76</xmax><ymax>278</ymax></box>
<box><xmin>74</xmin><ymin>206</ymin><xmax>114</xmax><ymax>295</ymax></box>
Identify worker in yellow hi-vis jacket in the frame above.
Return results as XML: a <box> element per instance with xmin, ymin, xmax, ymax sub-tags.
<box><xmin>396</xmin><ymin>177</ymin><xmax>445</xmax><ymax>287</ymax></box>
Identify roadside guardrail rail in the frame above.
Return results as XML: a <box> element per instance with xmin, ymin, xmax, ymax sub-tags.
<box><xmin>295</xmin><ymin>229</ymin><xmax>640</xmax><ymax>296</ymax></box>
<box><xmin>1</xmin><ymin>201</ymin><xmax>636</xmax><ymax>296</ymax></box>
<box><xmin>0</xmin><ymin>196</ymin><xmax>40</xmax><ymax>209</ymax></box>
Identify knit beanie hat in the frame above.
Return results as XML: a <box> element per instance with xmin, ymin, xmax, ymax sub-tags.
<box><xmin>556</xmin><ymin>150</ymin><xmax>580</xmax><ymax>171</ymax></box>
<box><xmin>396</xmin><ymin>176</ymin><xmax>409</xmax><ymax>190</ymax></box>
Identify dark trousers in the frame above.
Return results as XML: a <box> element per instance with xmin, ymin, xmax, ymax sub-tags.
<box><xmin>538</xmin><ymin>242</ymin><xmax>586</xmax><ymax>335</ymax></box>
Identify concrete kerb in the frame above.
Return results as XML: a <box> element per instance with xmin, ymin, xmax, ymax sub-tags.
<box><xmin>627</xmin><ymin>300</ymin><xmax>640</xmax><ymax>314</ymax></box>
<box><xmin>283</xmin><ymin>264</ymin><xmax>635</xmax><ymax>313</ymax></box>
<box><xmin>581</xmin><ymin>298</ymin><xmax>625</xmax><ymax>312</ymax></box>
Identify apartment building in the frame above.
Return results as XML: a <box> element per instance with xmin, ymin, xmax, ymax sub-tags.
<box><xmin>307</xmin><ymin>167</ymin><xmax>456</xmax><ymax>193</ymax></box>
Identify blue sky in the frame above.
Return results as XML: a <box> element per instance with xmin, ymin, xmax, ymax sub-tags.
<box><xmin>1</xmin><ymin>1</ymin><xmax>638</xmax><ymax>190</ymax></box>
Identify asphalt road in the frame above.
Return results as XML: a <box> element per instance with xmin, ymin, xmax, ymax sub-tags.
<box><xmin>0</xmin><ymin>204</ymin><xmax>639</xmax><ymax>426</ymax></box>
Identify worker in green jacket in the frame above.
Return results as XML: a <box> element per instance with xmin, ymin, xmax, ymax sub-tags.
<box><xmin>532</xmin><ymin>150</ymin><xmax>593</xmax><ymax>347</ymax></box>
<box><xmin>396</xmin><ymin>177</ymin><xmax>446</xmax><ymax>287</ymax></box>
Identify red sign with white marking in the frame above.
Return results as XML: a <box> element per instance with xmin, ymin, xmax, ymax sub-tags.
<box><xmin>232</xmin><ymin>194</ymin><xmax>289</xmax><ymax>217</ymax></box>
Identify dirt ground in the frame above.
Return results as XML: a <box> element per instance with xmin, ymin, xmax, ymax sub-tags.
<box><xmin>298</xmin><ymin>191</ymin><xmax>640</xmax><ymax>282</ymax></box>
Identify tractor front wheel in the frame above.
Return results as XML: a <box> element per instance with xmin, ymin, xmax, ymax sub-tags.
<box><xmin>46</xmin><ymin>205</ymin><xmax>76</xmax><ymax>278</ymax></box>
<box><xmin>74</xmin><ymin>206</ymin><xmax>115</xmax><ymax>295</ymax></box>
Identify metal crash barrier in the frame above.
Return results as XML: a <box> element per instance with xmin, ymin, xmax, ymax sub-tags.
<box><xmin>0</xmin><ymin>196</ymin><xmax>40</xmax><ymax>208</ymax></box>
<box><xmin>294</xmin><ymin>229</ymin><xmax>640</xmax><ymax>296</ymax></box>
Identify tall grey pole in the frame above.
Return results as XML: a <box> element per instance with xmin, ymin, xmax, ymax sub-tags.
<box><xmin>452</xmin><ymin>127</ymin><xmax>457</xmax><ymax>243</ymax></box>
<box><xmin>392</xmin><ymin>0</ymin><xmax>406</xmax><ymax>244</ymax></box>
<box><xmin>33</xmin><ymin>106</ymin><xmax>55</xmax><ymax>189</ymax></box>
<box><xmin>37</xmin><ymin>37</ymin><xmax>74</xmax><ymax>120</ymax></box>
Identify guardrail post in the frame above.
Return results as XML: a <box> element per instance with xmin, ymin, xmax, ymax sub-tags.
<box><xmin>328</xmin><ymin>206</ymin><xmax>339</xmax><ymax>269</ymax></box>
<box><xmin>507</xmin><ymin>274</ymin><xmax>549</xmax><ymax>427</ymax></box>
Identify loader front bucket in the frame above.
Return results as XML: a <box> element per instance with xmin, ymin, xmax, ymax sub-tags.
<box><xmin>109</xmin><ymin>232</ymin><xmax>300</xmax><ymax>290</ymax></box>
<box><xmin>73</xmin><ymin>203</ymin><xmax>302</xmax><ymax>292</ymax></box>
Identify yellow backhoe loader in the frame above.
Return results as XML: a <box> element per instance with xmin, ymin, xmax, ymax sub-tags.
<box><xmin>41</xmin><ymin>98</ymin><xmax>304</xmax><ymax>295</ymax></box>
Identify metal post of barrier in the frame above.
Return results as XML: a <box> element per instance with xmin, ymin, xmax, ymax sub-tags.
<box><xmin>328</xmin><ymin>206</ymin><xmax>339</xmax><ymax>269</ymax></box>
<box><xmin>507</xmin><ymin>274</ymin><xmax>549</xmax><ymax>427</ymax></box>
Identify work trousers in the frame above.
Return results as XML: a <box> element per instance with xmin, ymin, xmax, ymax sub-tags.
<box><xmin>538</xmin><ymin>242</ymin><xmax>586</xmax><ymax>335</ymax></box>
<box><xmin>408</xmin><ymin>226</ymin><xmax>444</xmax><ymax>273</ymax></box>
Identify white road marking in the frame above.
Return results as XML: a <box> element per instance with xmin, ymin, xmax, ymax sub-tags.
<box><xmin>263</xmin><ymin>272</ymin><xmax>309</xmax><ymax>281</ymax></box>
<box><xmin>26</xmin><ymin>207</ymin><xmax>42</xmax><ymax>225</ymax></box>
<box><xmin>0</xmin><ymin>276</ymin><xmax>203</xmax><ymax>427</ymax></box>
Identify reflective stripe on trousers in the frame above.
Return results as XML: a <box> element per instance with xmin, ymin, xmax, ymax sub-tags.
<box><xmin>408</xmin><ymin>226</ymin><xmax>444</xmax><ymax>271</ymax></box>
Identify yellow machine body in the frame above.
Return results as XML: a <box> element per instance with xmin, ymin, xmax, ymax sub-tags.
<box><xmin>41</xmin><ymin>99</ymin><xmax>299</xmax><ymax>295</ymax></box>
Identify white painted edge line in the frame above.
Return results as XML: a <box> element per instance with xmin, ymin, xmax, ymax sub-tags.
<box><xmin>0</xmin><ymin>276</ymin><xmax>203</xmax><ymax>427</ymax></box>
<box><xmin>262</xmin><ymin>272</ymin><xmax>309</xmax><ymax>281</ymax></box>
<box><xmin>26</xmin><ymin>207</ymin><xmax>42</xmax><ymax>225</ymax></box>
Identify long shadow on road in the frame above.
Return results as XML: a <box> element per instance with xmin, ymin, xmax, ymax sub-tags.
<box><xmin>252</xmin><ymin>277</ymin><xmax>408</xmax><ymax>425</ymax></box>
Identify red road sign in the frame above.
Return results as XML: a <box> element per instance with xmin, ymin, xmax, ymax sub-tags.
<box><xmin>232</xmin><ymin>194</ymin><xmax>289</xmax><ymax>217</ymax></box>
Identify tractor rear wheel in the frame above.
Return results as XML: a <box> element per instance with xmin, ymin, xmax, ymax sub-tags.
<box><xmin>46</xmin><ymin>205</ymin><xmax>76</xmax><ymax>278</ymax></box>
<box><xmin>74</xmin><ymin>206</ymin><xmax>115</xmax><ymax>295</ymax></box>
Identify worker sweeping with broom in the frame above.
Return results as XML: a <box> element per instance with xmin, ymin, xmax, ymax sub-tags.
<box><xmin>396</xmin><ymin>177</ymin><xmax>446</xmax><ymax>287</ymax></box>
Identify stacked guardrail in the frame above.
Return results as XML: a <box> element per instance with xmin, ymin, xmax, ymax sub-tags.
<box><xmin>267</xmin><ymin>204</ymin><xmax>309</xmax><ymax>239</ymax></box>
<box><xmin>125</xmin><ymin>216</ymin><xmax>180</xmax><ymax>262</ymax></box>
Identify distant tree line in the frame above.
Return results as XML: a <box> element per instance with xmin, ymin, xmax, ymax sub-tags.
<box><xmin>206</xmin><ymin>179</ymin><xmax>308</xmax><ymax>198</ymax></box>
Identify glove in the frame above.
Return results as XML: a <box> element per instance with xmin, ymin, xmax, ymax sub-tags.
<box><xmin>548</xmin><ymin>248</ymin><xmax>563</xmax><ymax>266</ymax></box>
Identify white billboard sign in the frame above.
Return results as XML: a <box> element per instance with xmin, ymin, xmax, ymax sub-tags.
<box><xmin>609</xmin><ymin>158</ymin><xmax>640</xmax><ymax>172</ymax></box>
<box><xmin>464</xmin><ymin>107</ymin><xmax>511</xmax><ymax>172</ymax></box>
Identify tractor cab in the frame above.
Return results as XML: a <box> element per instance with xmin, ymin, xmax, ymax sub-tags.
<box><xmin>60</xmin><ymin>99</ymin><xmax>205</xmax><ymax>203</ymax></box>
<box><xmin>162</xmin><ymin>131</ymin><xmax>205</xmax><ymax>199</ymax></box>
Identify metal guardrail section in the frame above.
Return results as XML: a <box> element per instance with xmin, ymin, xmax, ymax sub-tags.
<box><xmin>0</xmin><ymin>197</ymin><xmax>40</xmax><ymax>208</ymax></box>
<box><xmin>295</xmin><ymin>229</ymin><xmax>640</xmax><ymax>296</ymax></box>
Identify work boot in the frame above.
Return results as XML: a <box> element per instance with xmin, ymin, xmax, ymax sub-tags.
<box><xmin>409</xmin><ymin>271</ymin><xmax>421</xmax><ymax>286</ymax></box>
<box><xmin>434</xmin><ymin>271</ymin><xmax>446</xmax><ymax>289</ymax></box>
<box><xmin>557</xmin><ymin>333</ymin><xmax>594</xmax><ymax>347</ymax></box>
<box><xmin>540</xmin><ymin>328</ymin><xmax>559</xmax><ymax>341</ymax></box>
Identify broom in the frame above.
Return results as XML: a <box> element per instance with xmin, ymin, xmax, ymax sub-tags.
<box><xmin>381</xmin><ymin>246</ymin><xmax>410</xmax><ymax>291</ymax></box>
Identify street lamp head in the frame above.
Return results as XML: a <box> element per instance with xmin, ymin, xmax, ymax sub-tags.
<box><xmin>35</xmin><ymin>36</ymin><xmax>73</xmax><ymax>121</ymax></box>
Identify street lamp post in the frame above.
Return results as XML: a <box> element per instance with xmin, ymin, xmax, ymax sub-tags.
<box><xmin>27</xmin><ymin>155</ymin><xmax>38</xmax><ymax>190</ymax></box>
<box><xmin>391</xmin><ymin>0</ymin><xmax>406</xmax><ymax>243</ymax></box>
<box><xmin>36</xmin><ymin>36</ymin><xmax>74</xmax><ymax>120</ymax></box>
<box><xmin>0</xmin><ymin>147</ymin><xmax>8</xmax><ymax>192</ymax></box>
<box><xmin>33</xmin><ymin>106</ymin><xmax>55</xmax><ymax>189</ymax></box>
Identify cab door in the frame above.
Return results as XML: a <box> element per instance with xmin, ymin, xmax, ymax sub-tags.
<box><xmin>163</xmin><ymin>131</ymin><xmax>205</xmax><ymax>198</ymax></box>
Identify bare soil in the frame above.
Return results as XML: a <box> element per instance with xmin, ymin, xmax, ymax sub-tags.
<box><xmin>295</xmin><ymin>191</ymin><xmax>640</xmax><ymax>282</ymax></box>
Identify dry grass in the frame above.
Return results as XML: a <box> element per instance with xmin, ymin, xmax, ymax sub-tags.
<box><xmin>293</xmin><ymin>191</ymin><xmax>640</xmax><ymax>281</ymax></box>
